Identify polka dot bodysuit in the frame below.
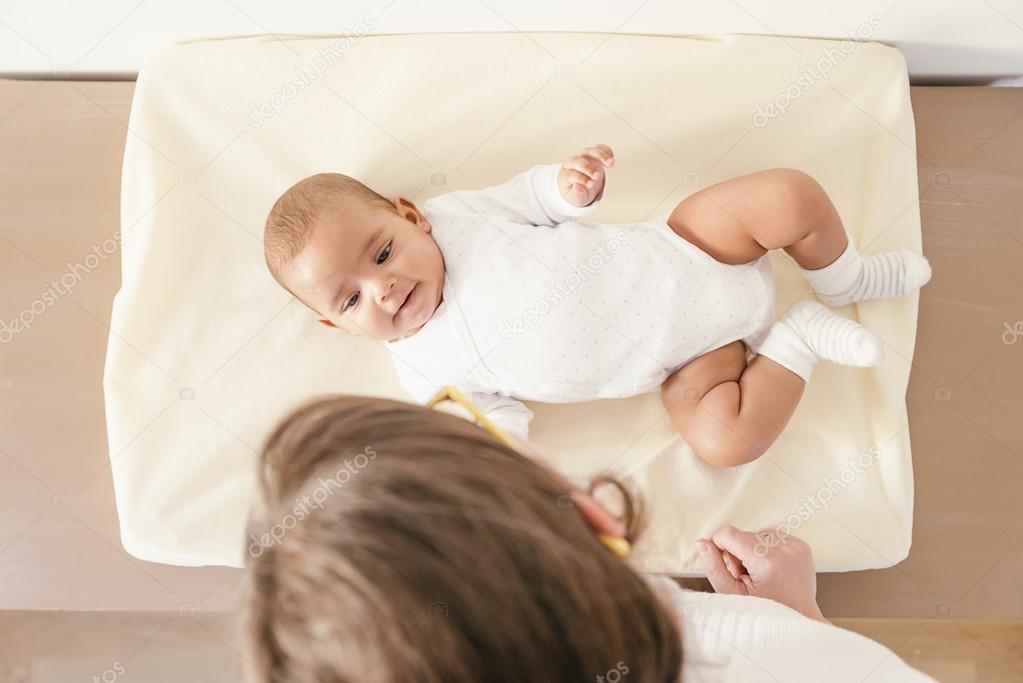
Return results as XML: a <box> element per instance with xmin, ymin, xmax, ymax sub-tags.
<box><xmin>384</xmin><ymin>163</ymin><xmax>774</xmax><ymax>440</ymax></box>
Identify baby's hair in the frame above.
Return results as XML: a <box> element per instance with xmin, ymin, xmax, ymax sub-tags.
<box><xmin>263</xmin><ymin>173</ymin><xmax>395</xmax><ymax>294</ymax></box>
<box><xmin>242</xmin><ymin>395</ymin><xmax>682</xmax><ymax>683</ymax></box>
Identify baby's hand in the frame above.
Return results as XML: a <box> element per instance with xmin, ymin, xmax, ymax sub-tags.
<box><xmin>558</xmin><ymin>144</ymin><xmax>615</xmax><ymax>207</ymax></box>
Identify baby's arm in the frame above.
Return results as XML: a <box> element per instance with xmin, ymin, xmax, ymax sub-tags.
<box><xmin>391</xmin><ymin>365</ymin><xmax>535</xmax><ymax>442</ymax></box>
<box><xmin>434</xmin><ymin>144</ymin><xmax>615</xmax><ymax>227</ymax></box>
<box><xmin>465</xmin><ymin>391</ymin><xmax>535</xmax><ymax>443</ymax></box>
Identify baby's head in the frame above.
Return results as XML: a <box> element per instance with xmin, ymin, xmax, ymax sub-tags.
<box><xmin>243</xmin><ymin>395</ymin><xmax>682</xmax><ymax>682</ymax></box>
<box><xmin>264</xmin><ymin>174</ymin><xmax>444</xmax><ymax>342</ymax></box>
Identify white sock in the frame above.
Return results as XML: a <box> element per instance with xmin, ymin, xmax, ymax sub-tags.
<box><xmin>751</xmin><ymin>301</ymin><xmax>885</xmax><ymax>381</ymax></box>
<box><xmin>801</xmin><ymin>240</ymin><xmax>932</xmax><ymax>307</ymax></box>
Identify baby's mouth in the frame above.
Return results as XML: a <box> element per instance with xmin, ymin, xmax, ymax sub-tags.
<box><xmin>396</xmin><ymin>283</ymin><xmax>416</xmax><ymax>318</ymax></box>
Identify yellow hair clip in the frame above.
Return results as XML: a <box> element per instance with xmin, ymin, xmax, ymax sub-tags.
<box><xmin>427</xmin><ymin>386</ymin><xmax>631</xmax><ymax>558</ymax></box>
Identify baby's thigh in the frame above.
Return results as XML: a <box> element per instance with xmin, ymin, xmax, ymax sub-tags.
<box><xmin>666</xmin><ymin>171</ymin><xmax>787</xmax><ymax>265</ymax></box>
<box><xmin>660</xmin><ymin>341</ymin><xmax>747</xmax><ymax>402</ymax></box>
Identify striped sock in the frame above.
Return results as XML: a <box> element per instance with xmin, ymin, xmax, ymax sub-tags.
<box><xmin>751</xmin><ymin>301</ymin><xmax>885</xmax><ymax>381</ymax></box>
<box><xmin>801</xmin><ymin>240</ymin><xmax>932</xmax><ymax>307</ymax></box>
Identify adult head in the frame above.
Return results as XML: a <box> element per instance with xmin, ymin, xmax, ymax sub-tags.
<box><xmin>242</xmin><ymin>395</ymin><xmax>682</xmax><ymax>682</ymax></box>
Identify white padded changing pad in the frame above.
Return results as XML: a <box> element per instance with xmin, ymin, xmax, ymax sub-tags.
<box><xmin>104</xmin><ymin>32</ymin><xmax>922</xmax><ymax>570</ymax></box>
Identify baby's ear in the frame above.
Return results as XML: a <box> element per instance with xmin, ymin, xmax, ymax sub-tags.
<box><xmin>394</xmin><ymin>196</ymin><xmax>428</xmax><ymax>228</ymax></box>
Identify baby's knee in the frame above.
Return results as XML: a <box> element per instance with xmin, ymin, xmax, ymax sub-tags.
<box><xmin>660</xmin><ymin>342</ymin><xmax>747</xmax><ymax>404</ymax></box>
<box><xmin>715</xmin><ymin>341</ymin><xmax>749</xmax><ymax>378</ymax></box>
<box><xmin>689</xmin><ymin>430</ymin><xmax>763</xmax><ymax>468</ymax></box>
<box><xmin>661</xmin><ymin>372</ymin><xmax>703</xmax><ymax>406</ymax></box>
<box><xmin>766</xmin><ymin>168</ymin><xmax>829</xmax><ymax>222</ymax></box>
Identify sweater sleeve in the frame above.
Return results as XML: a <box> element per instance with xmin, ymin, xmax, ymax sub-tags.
<box><xmin>434</xmin><ymin>162</ymin><xmax>607</xmax><ymax>227</ymax></box>
<box><xmin>646</xmin><ymin>577</ymin><xmax>939</xmax><ymax>683</ymax></box>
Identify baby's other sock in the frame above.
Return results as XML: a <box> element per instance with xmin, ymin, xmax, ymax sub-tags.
<box><xmin>751</xmin><ymin>300</ymin><xmax>885</xmax><ymax>382</ymax></box>
<box><xmin>801</xmin><ymin>239</ymin><xmax>932</xmax><ymax>307</ymax></box>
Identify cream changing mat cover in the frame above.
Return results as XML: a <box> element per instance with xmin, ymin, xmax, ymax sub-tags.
<box><xmin>105</xmin><ymin>32</ymin><xmax>922</xmax><ymax>570</ymax></box>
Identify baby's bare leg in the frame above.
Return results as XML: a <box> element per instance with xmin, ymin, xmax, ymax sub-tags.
<box><xmin>662</xmin><ymin>341</ymin><xmax>748</xmax><ymax>398</ymax></box>
<box><xmin>661</xmin><ymin>346</ymin><xmax>805</xmax><ymax>468</ymax></box>
<box><xmin>659</xmin><ymin>169</ymin><xmax>835</xmax><ymax>466</ymax></box>
<box><xmin>668</xmin><ymin>167</ymin><xmax>930</xmax><ymax>306</ymax></box>
<box><xmin>666</xmin><ymin>168</ymin><xmax>847</xmax><ymax>268</ymax></box>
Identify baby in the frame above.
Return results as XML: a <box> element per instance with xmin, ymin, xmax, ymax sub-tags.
<box><xmin>263</xmin><ymin>144</ymin><xmax>931</xmax><ymax>467</ymax></box>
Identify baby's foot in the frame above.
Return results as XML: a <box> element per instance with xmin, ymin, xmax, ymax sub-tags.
<box><xmin>803</xmin><ymin>246</ymin><xmax>932</xmax><ymax>307</ymax></box>
<box><xmin>802</xmin><ymin>244</ymin><xmax>932</xmax><ymax>304</ymax></box>
<box><xmin>751</xmin><ymin>301</ymin><xmax>885</xmax><ymax>381</ymax></box>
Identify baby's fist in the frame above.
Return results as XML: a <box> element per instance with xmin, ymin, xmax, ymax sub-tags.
<box><xmin>558</xmin><ymin>144</ymin><xmax>614</xmax><ymax>208</ymax></box>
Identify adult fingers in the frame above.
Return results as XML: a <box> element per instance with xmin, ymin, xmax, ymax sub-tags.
<box><xmin>710</xmin><ymin>525</ymin><xmax>762</xmax><ymax>568</ymax></box>
<box><xmin>696</xmin><ymin>539</ymin><xmax>747</xmax><ymax>595</ymax></box>
<box><xmin>722</xmin><ymin>549</ymin><xmax>746</xmax><ymax>579</ymax></box>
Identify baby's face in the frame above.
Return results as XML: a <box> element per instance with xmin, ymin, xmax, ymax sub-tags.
<box><xmin>284</xmin><ymin>195</ymin><xmax>444</xmax><ymax>342</ymax></box>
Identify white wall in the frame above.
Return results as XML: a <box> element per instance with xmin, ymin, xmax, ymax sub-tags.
<box><xmin>1</xmin><ymin>0</ymin><xmax>1021</xmax><ymax>82</ymax></box>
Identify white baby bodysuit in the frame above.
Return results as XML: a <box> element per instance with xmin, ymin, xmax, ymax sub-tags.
<box><xmin>384</xmin><ymin>163</ymin><xmax>774</xmax><ymax>441</ymax></box>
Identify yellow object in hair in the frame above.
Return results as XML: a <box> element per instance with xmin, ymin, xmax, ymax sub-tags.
<box><xmin>597</xmin><ymin>534</ymin><xmax>632</xmax><ymax>557</ymax></box>
<box><xmin>427</xmin><ymin>386</ymin><xmax>632</xmax><ymax>558</ymax></box>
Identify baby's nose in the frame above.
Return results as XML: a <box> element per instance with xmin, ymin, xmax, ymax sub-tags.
<box><xmin>375</xmin><ymin>279</ymin><xmax>396</xmax><ymax>305</ymax></box>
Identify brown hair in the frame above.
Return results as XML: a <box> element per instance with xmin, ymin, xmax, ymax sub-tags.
<box><xmin>263</xmin><ymin>173</ymin><xmax>394</xmax><ymax>291</ymax></box>
<box><xmin>242</xmin><ymin>395</ymin><xmax>682</xmax><ymax>683</ymax></box>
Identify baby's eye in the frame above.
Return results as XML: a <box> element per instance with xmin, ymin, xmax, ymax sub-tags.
<box><xmin>377</xmin><ymin>242</ymin><xmax>391</xmax><ymax>264</ymax></box>
<box><xmin>343</xmin><ymin>292</ymin><xmax>359</xmax><ymax>311</ymax></box>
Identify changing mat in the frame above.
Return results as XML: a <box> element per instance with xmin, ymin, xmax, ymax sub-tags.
<box><xmin>104</xmin><ymin>32</ymin><xmax>922</xmax><ymax>571</ymax></box>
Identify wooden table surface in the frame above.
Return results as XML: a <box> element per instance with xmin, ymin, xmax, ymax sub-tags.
<box><xmin>1</xmin><ymin>81</ymin><xmax>1021</xmax><ymax>618</ymax></box>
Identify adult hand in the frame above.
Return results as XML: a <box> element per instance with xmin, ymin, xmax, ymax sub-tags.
<box><xmin>696</xmin><ymin>525</ymin><xmax>827</xmax><ymax>622</ymax></box>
